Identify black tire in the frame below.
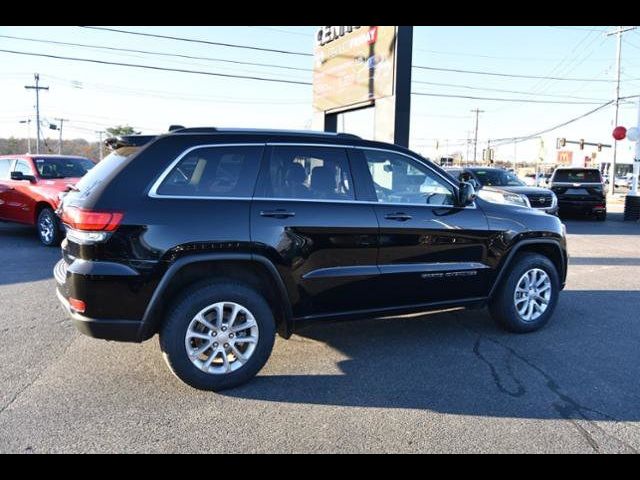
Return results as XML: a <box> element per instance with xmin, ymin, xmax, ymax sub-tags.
<box><xmin>37</xmin><ymin>207</ymin><xmax>62</xmax><ymax>247</ymax></box>
<box><xmin>160</xmin><ymin>280</ymin><xmax>276</xmax><ymax>391</ymax></box>
<box><xmin>596</xmin><ymin>212</ymin><xmax>607</xmax><ymax>221</ymax></box>
<box><xmin>488</xmin><ymin>253</ymin><xmax>560</xmax><ymax>333</ymax></box>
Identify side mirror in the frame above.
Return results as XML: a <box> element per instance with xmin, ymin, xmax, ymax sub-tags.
<box><xmin>10</xmin><ymin>171</ymin><xmax>36</xmax><ymax>182</ymax></box>
<box><xmin>458</xmin><ymin>181</ymin><xmax>477</xmax><ymax>207</ymax></box>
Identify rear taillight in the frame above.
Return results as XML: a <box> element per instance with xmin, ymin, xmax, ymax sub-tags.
<box><xmin>61</xmin><ymin>206</ymin><xmax>123</xmax><ymax>232</ymax></box>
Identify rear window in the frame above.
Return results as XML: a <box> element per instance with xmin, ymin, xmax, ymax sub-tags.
<box><xmin>155</xmin><ymin>146</ymin><xmax>263</xmax><ymax>198</ymax></box>
<box><xmin>35</xmin><ymin>157</ymin><xmax>95</xmax><ymax>179</ymax></box>
<box><xmin>553</xmin><ymin>169</ymin><xmax>602</xmax><ymax>183</ymax></box>
<box><xmin>74</xmin><ymin>147</ymin><xmax>140</xmax><ymax>196</ymax></box>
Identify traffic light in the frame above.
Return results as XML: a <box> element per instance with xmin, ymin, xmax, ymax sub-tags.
<box><xmin>579</xmin><ymin>139</ymin><xmax>585</xmax><ymax>150</ymax></box>
<box><xmin>597</xmin><ymin>144</ymin><xmax>603</xmax><ymax>152</ymax></box>
<box><xmin>557</xmin><ymin>138</ymin><xmax>566</xmax><ymax>148</ymax></box>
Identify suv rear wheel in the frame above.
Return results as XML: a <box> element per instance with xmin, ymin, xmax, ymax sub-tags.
<box><xmin>489</xmin><ymin>253</ymin><xmax>560</xmax><ymax>333</ymax></box>
<box><xmin>37</xmin><ymin>207</ymin><xmax>62</xmax><ymax>246</ymax></box>
<box><xmin>160</xmin><ymin>280</ymin><xmax>276</xmax><ymax>391</ymax></box>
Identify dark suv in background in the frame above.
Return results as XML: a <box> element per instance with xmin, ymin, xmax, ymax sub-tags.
<box><xmin>549</xmin><ymin>167</ymin><xmax>606</xmax><ymax>220</ymax></box>
<box><xmin>55</xmin><ymin>128</ymin><xmax>568</xmax><ymax>391</ymax></box>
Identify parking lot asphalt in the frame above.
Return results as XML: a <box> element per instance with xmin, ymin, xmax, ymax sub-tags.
<box><xmin>1</xmin><ymin>206</ymin><xmax>639</xmax><ymax>453</ymax></box>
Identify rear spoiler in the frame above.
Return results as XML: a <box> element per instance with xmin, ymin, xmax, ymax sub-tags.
<box><xmin>104</xmin><ymin>134</ymin><xmax>157</xmax><ymax>151</ymax></box>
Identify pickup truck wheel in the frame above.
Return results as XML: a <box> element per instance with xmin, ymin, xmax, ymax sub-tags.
<box><xmin>160</xmin><ymin>280</ymin><xmax>276</xmax><ymax>391</ymax></box>
<box><xmin>489</xmin><ymin>253</ymin><xmax>559</xmax><ymax>333</ymax></box>
<box><xmin>37</xmin><ymin>207</ymin><xmax>62</xmax><ymax>246</ymax></box>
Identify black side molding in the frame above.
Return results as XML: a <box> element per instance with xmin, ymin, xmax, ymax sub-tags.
<box><xmin>137</xmin><ymin>253</ymin><xmax>293</xmax><ymax>340</ymax></box>
<box><xmin>488</xmin><ymin>239</ymin><xmax>566</xmax><ymax>299</ymax></box>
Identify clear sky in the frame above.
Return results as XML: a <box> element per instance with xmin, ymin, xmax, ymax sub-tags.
<box><xmin>1</xmin><ymin>25</ymin><xmax>639</xmax><ymax>163</ymax></box>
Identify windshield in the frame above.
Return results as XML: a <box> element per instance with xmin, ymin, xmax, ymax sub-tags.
<box><xmin>35</xmin><ymin>157</ymin><xmax>95</xmax><ymax>179</ymax></box>
<box><xmin>74</xmin><ymin>146</ymin><xmax>140</xmax><ymax>195</ymax></box>
<box><xmin>553</xmin><ymin>169</ymin><xmax>602</xmax><ymax>183</ymax></box>
<box><xmin>472</xmin><ymin>169</ymin><xmax>525</xmax><ymax>187</ymax></box>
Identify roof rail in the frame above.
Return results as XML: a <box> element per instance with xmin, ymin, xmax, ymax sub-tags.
<box><xmin>170</xmin><ymin>127</ymin><xmax>361</xmax><ymax>139</ymax></box>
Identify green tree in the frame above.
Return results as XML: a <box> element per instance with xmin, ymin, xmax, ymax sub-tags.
<box><xmin>105</xmin><ymin>125</ymin><xmax>140</xmax><ymax>137</ymax></box>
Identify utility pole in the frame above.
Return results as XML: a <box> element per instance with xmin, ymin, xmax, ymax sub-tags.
<box><xmin>24</xmin><ymin>73</ymin><xmax>49</xmax><ymax>155</ymax></box>
<box><xmin>96</xmin><ymin>131</ymin><xmax>104</xmax><ymax>160</ymax></box>
<box><xmin>607</xmin><ymin>26</ymin><xmax>636</xmax><ymax>195</ymax></box>
<box><xmin>19</xmin><ymin>119</ymin><xmax>31</xmax><ymax>153</ymax></box>
<box><xmin>54</xmin><ymin>118</ymin><xmax>68</xmax><ymax>154</ymax></box>
<box><xmin>471</xmin><ymin>108</ymin><xmax>484</xmax><ymax>163</ymax></box>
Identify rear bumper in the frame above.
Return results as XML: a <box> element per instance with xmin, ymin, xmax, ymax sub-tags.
<box><xmin>54</xmin><ymin>257</ymin><xmax>157</xmax><ymax>342</ymax></box>
<box><xmin>558</xmin><ymin>200</ymin><xmax>606</xmax><ymax>214</ymax></box>
<box><xmin>56</xmin><ymin>288</ymin><xmax>142</xmax><ymax>342</ymax></box>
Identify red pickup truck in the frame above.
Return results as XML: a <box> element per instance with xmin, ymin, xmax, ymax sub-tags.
<box><xmin>0</xmin><ymin>154</ymin><xmax>95</xmax><ymax>246</ymax></box>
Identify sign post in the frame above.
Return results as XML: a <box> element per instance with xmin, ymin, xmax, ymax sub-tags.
<box><xmin>312</xmin><ymin>26</ymin><xmax>413</xmax><ymax>147</ymax></box>
<box><xmin>623</xmin><ymin>99</ymin><xmax>640</xmax><ymax>221</ymax></box>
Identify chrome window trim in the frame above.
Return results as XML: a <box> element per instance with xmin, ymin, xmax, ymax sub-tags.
<box><xmin>148</xmin><ymin>143</ymin><xmax>266</xmax><ymax>199</ymax></box>
<box><xmin>148</xmin><ymin>141</ymin><xmax>474</xmax><ymax>208</ymax></box>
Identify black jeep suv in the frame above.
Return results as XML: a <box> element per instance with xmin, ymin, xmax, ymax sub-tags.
<box><xmin>549</xmin><ymin>167</ymin><xmax>607</xmax><ymax>220</ymax></box>
<box><xmin>54</xmin><ymin>128</ymin><xmax>568</xmax><ymax>391</ymax></box>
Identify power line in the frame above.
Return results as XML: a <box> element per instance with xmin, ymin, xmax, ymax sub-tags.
<box><xmin>412</xmin><ymin>64</ymin><xmax>629</xmax><ymax>82</ymax></box>
<box><xmin>410</xmin><ymin>91</ymin><xmax>604</xmax><ymax>104</ymax></box>
<box><xmin>41</xmin><ymin>74</ymin><xmax>310</xmax><ymax>105</ymax></box>
<box><xmin>491</xmin><ymin>101</ymin><xmax>614</xmax><ymax>147</ymax></box>
<box><xmin>0</xmin><ymin>48</ymin><xmax>313</xmax><ymax>86</ymax></box>
<box><xmin>245</xmin><ymin>26</ymin><xmax>310</xmax><ymax>37</ymax></box>
<box><xmin>0</xmin><ymin>34</ymin><xmax>311</xmax><ymax>73</ymax></box>
<box><xmin>414</xmin><ymin>47</ymin><xmax>607</xmax><ymax>62</ymax></box>
<box><xmin>79</xmin><ymin>26</ymin><xmax>312</xmax><ymax>57</ymax></box>
<box><xmin>545</xmin><ymin>26</ymin><xmax>608</xmax><ymax>33</ymax></box>
<box><xmin>411</xmin><ymin>79</ymin><xmax>609</xmax><ymax>101</ymax></box>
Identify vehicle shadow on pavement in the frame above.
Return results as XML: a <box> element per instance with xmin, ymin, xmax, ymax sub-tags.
<box><xmin>563</xmin><ymin>212</ymin><xmax>640</xmax><ymax>235</ymax></box>
<box><xmin>225</xmin><ymin>290</ymin><xmax>640</xmax><ymax>429</ymax></box>
<box><xmin>0</xmin><ymin>223</ymin><xmax>59</xmax><ymax>286</ymax></box>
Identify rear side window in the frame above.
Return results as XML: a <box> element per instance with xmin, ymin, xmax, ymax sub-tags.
<box><xmin>0</xmin><ymin>159</ymin><xmax>11</xmax><ymax>179</ymax></box>
<box><xmin>156</xmin><ymin>146</ymin><xmax>263</xmax><ymax>198</ymax></box>
<box><xmin>259</xmin><ymin>146</ymin><xmax>354</xmax><ymax>201</ymax></box>
<box><xmin>553</xmin><ymin>169</ymin><xmax>602</xmax><ymax>183</ymax></box>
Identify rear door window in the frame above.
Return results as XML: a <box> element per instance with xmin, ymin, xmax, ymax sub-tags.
<box><xmin>155</xmin><ymin>146</ymin><xmax>263</xmax><ymax>198</ymax></box>
<box><xmin>257</xmin><ymin>146</ymin><xmax>354</xmax><ymax>201</ymax></box>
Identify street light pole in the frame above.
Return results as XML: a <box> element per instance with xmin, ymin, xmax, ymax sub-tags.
<box><xmin>19</xmin><ymin>119</ymin><xmax>31</xmax><ymax>153</ymax></box>
<box><xmin>96</xmin><ymin>131</ymin><xmax>104</xmax><ymax>160</ymax></box>
<box><xmin>54</xmin><ymin>118</ymin><xmax>68</xmax><ymax>155</ymax></box>
<box><xmin>24</xmin><ymin>73</ymin><xmax>48</xmax><ymax>155</ymax></box>
<box><xmin>631</xmin><ymin>99</ymin><xmax>640</xmax><ymax>195</ymax></box>
<box><xmin>471</xmin><ymin>108</ymin><xmax>484</xmax><ymax>163</ymax></box>
<box><xmin>607</xmin><ymin>26</ymin><xmax>636</xmax><ymax>196</ymax></box>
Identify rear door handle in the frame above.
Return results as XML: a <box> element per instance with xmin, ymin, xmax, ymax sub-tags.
<box><xmin>384</xmin><ymin>213</ymin><xmax>413</xmax><ymax>222</ymax></box>
<box><xmin>260</xmin><ymin>209</ymin><xmax>296</xmax><ymax>219</ymax></box>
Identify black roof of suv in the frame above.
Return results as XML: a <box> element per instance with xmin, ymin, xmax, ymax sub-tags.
<box><xmin>54</xmin><ymin>128</ymin><xmax>568</xmax><ymax>391</ymax></box>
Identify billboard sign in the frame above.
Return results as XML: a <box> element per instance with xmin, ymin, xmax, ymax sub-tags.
<box><xmin>313</xmin><ymin>26</ymin><xmax>397</xmax><ymax>113</ymax></box>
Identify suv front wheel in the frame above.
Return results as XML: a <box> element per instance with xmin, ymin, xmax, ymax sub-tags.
<box><xmin>489</xmin><ymin>253</ymin><xmax>560</xmax><ymax>333</ymax></box>
<box><xmin>160</xmin><ymin>280</ymin><xmax>276</xmax><ymax>391</ymax></box>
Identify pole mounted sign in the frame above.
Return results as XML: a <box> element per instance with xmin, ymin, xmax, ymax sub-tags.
<box><xmin>312</xmin><ymin>26</ymin><xmax>413</xmax><ymax>147</ymax></box>
<box><xmin>313</xmin><ymin>26</ymin><xmax>397</xmax><ymax>113</ymax></box>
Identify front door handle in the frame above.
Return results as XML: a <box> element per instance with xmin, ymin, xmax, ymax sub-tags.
<box><xmin>260</xmin><ymin>209</ymin><xmax>296</xmax><ymax>219</ymax></box>
<box><xmin>384</xmin><ymin>213</ymin><xmax>413</xmax><ymax>222</ymax></box>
